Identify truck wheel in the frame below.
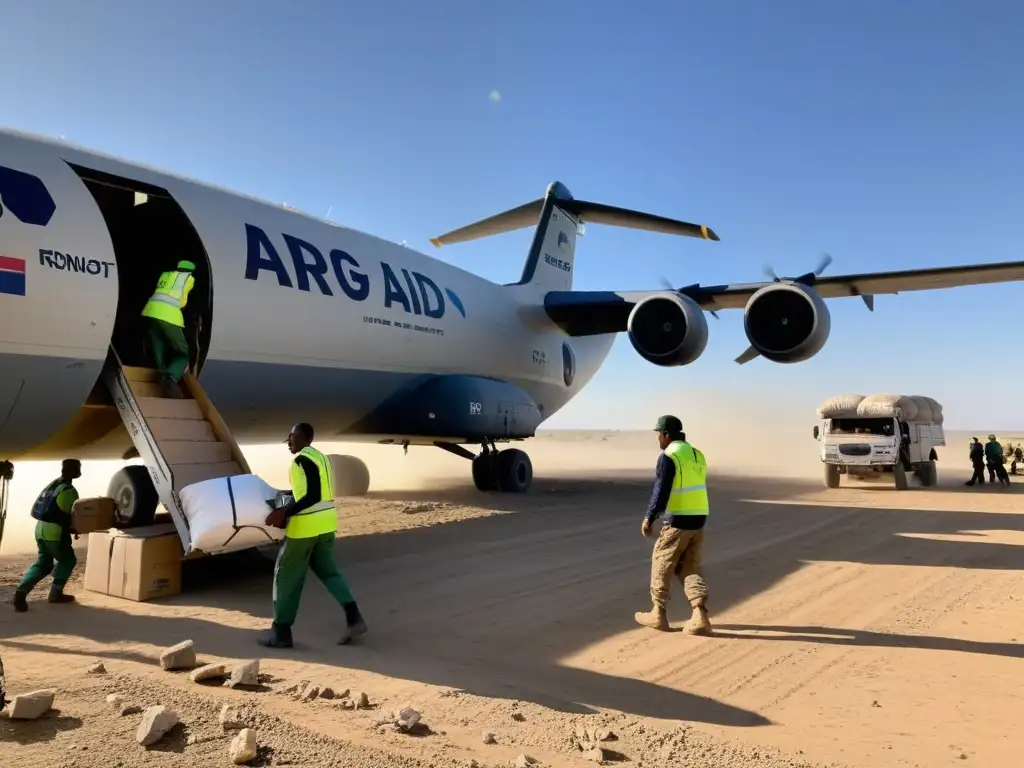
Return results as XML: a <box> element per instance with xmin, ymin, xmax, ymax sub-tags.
<box><xmin>894</xmin><ymin>463</ymin><xmax>909</xmax><ymax>490</ymax></box>
<box><xmin>920</xmin><ymin>459</ymin><xmax>938</xmax><ymax>487</ymax></box>
<box><xmin>823</xmin><ymin>464</ymin><xmax>840</xmax><ymax>489</ymax></box>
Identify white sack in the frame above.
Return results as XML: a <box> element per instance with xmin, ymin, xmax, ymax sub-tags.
<box><xmin>852</xmin><ymin>393</ymin><xmax>944</xmax><ymax>423</ymax></box>
<box><xmin>179</xmin><ymin>474</ymin><xmax>284</xmax><ymax>555</ymax></box>
<box><xmin>817</xmin><ymin>394</ymin><xmax>866</xmax><ymax>419</ymax></box>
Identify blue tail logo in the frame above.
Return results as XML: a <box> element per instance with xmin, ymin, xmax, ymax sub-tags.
<box><xmin>0</xmin><ymin>165</ymin><xmax>56</xmax><ymax>227</ymax></box>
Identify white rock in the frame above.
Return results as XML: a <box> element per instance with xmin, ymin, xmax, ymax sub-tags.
<box><xmin>86</xmin><ymin>661</ymin><xmax>107</xmax><ymax>675</ymax></box>
<box><xmin>136</xmin><ymin>705</ymin><xmax>178</xmax><ymax>747</ymax></box>
<box><xmin>229</xmin><ymin>728</ymin><xmax>258</xmax><ymax>765</ymax></box>
<box><xmin>8</xmin><ymin>689</ymin><xmax>55</xmax><ymax>720</ymax></box>
<box><xmin>226</xmin><ymin>659</ymin><xmax>260</xmax><ymax>689</ymax></box>
<box><xmin>393</xmin><ymin>706</ymin><xmax>421</xmax><ymax>732</ymax></box>
<box><xmin>583</xmin><ymin>746</ymin><xmax>606</xmax><ymax>763</ymax></box>
<box><xmin>515</xmin><ymin>755</ymin><xmax>537</xmax><ymax>768</ymax></box>
<box><xmin>159</xmin><ymin>640</ymin><xmax>196</xmax><ymax>671</ymax></box>
<box><xmin>189</xmin><ymin>663</ymin><xmax>228</xmax><ymax>683</ymax></box>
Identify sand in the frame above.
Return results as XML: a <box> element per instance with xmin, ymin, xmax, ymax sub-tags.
<box><xmin>1</xmin><ymin>430</ymin><xmax>1022</xmax><ymax>767</ymax></box>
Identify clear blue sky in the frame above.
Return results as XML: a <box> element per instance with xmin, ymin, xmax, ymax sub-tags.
<box><xmin>3</xmin><ymin>1</ymin><xmax>1022</xmax><ymax>429</ymax></box>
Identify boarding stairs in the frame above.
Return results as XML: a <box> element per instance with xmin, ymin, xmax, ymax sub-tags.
<box><xmin>101</xmin><ymin>347</ymin><xmax>251</xmax><ymax>554</ymax></box>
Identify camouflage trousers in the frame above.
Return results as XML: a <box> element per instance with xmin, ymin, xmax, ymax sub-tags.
<box><xmin>649</xmin><ymin>523</ymin><xmax>709</xmax><ymax>610</ymax></box>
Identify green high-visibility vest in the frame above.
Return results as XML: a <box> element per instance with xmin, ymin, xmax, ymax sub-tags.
<box><xmin>285</xmin><ymin>446</ymin><xmax>337</xmax><ymax>539</ymax></box>
<box><xmin>664</xmin><ymin>440</ymin><xmax>709</xmax><ymax>516</ymax></box>
<box><xmin>141</xmin><ymin>269</ymin><xmax>195</xmax><ymax>327</ymax></box>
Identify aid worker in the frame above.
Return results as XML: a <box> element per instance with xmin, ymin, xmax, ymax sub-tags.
<box><xmin>258</xmin><ymin>422</ymin><xmax>368</xmax><ymax>649</ymax></box>
<box><xmin>12</xmin><ymin>459</ymin><xmax>82</xmax><ymax>612</ymax></box>
<box><xmin>141</xmin><ymin>260</ymin><xmax>196</xmax><ymax>398</ymax></box>
<box><xmin>634</xmin><ymin>416</ymin><xmax>712</xmax><ymax>635</ymax></box>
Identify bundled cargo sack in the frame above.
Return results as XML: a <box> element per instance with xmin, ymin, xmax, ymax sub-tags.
<box><xmin>179</xmin><ymin>474</ymin><xmax>285</xmax><ymax>555</ymax></box>
<box><xmin>856</xmin><ymin>394</ymin><xmax>918</xmax><ymax>421</ymax></box>
<box><xmin>908</xmin><ymin>395</ymin><xmax>944</xmax><ymax>425</ymax></box>
<box><xmin>817</xmin><ymin>394</ymin><xmax>866</xmax><ymax>419</ymax></box>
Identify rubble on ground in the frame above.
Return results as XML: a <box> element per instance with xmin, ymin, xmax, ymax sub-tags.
<box><xmin>159</xmin><ymin>640</ymin><xmax>196</xmax><ymax>671</ymax></box>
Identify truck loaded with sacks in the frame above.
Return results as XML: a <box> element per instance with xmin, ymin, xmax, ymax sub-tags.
<box><xmin>813</xmin><ymin>394</ymin><xmax>945</xmax><ymax>490</ymax></box>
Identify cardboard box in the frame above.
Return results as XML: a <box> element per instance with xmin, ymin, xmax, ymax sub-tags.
<box><xmin>71</xmin><ymin>496</ymin><xmax>116</xmax><ymax>535</ymax></box>
<box><xmin>84</xmin><ymin>525</ymin><xmax>183</xmax><ymax>602</ymax></box>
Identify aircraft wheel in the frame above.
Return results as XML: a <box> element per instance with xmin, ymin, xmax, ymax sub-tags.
<box><xmin>108</xmin><ymin>465</ymin><xmax>158</xmax><ymax>527</ymax></box>
<box><xmin>472</xmin><ymin>453</ymin><xmax>499</xmax><ymax>491</ymax></box>
<box><xmin>328</xmin><ymin>454</ymin><xmax>370</xmax><ymax>496</ymax></box>
<box><xmin>496</xmin><ymin>449</ymin><xmax>533</xmax><ymax>493</ymax></box>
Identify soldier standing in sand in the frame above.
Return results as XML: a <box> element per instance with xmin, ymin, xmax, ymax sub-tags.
<box><xmin>633</xmin><ymin>415</ymin><xmax>712</xmax><ymax>635</ymax></box>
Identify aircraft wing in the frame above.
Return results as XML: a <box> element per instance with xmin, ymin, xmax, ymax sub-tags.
<box><xmin>544</xmin><ymin>259</ymin><xmax>1024</xmax><ymax>336</ymax></box>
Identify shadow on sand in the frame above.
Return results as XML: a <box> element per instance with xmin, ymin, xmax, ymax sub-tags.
<box><xmin>2</xmin><ymin>471</ymin><xmax>1022</xmax><ymax>728</ymax></box>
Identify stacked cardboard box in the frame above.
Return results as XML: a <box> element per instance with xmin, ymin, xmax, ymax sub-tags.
<box><xmin>70</xmin><ymin>497</ymin><xmax>116</xmax><ymax>534</ymax></box>
<box><xmin>83</xmin><ymin>525</ymin><xmax>183</xmax><ymax>602</ymax></box>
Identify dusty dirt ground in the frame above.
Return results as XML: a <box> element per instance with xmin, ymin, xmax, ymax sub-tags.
<box><xmin>1</xmin><ymin>431</ymin><xmax>1022</xmax><ymax>767</ymax></box>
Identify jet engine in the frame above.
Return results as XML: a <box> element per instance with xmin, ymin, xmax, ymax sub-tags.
<box><xmin>741</xmin><ymin>281</ymin><xmax>831</xmax><ymax>363</ymax></box>
<box><xmin>627</xmin><ymin>293</ymin><xmax>709</xmax><ymax>367</ymax></box>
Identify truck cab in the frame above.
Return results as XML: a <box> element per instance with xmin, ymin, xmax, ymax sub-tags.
<box><xmin>814</xmin><ymin>415</ymin><xmax>944</xmax><ymax>490</ymax></box>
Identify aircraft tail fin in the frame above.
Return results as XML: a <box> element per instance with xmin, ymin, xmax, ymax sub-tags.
<box><xmin>429</xmin><ymin>181</ymin><xmax>719</xmax><ymax>294</ymax></box>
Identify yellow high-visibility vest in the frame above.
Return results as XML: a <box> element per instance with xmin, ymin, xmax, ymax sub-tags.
<box><xmin>141</xmin><ymin>269</ymin><xmax>195</xmax><ymax>327</ymax></box>
<box><xmin>285</xmin><ymin>446</ymin><xmax>337</xmax><ymax>539</ymax></box>
<box><xmin>664</xmin><ymin>440</ymin><xmax>710</xmax><ymax>516</ymax></box>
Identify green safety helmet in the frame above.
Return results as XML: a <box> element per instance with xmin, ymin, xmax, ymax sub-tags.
<box><xmin>177</xmin><ymin>260</ymin><xmax>196</xmax><ymax>272</ymax></box>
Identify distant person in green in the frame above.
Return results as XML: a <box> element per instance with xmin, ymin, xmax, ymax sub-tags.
<box><xmin>141</xmin><ymin>260</ymin><xmax>196</xmax><ymax>399</ymax></box>
<box><xmin>258</xmin><ymin>423</ymin><xmax>368</xmax><ymax>649</ymax></box>
<box><xmin>12</xmin><ymin>459</ymin><xmax>82</xmax><ymax>612</ymax></box>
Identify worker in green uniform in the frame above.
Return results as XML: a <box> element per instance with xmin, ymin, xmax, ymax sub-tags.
<box><xmin>258</xmin><ymin>422</ymin><xmax>368</xmax><ymax>649</ymax></box>
<box><xmin>141</xmin><ymin>260</ymin><xmax>196</xmax><ymax>399</ymax></box>
<box><xmin>634</xmin><ymin>416</ymin><xmax>712</xmax><ymax>635</ymax></box>
<box><xmin>12</xmin><ymin>459</ymin><xmax>82</xmax><ymax>612</ymax></box>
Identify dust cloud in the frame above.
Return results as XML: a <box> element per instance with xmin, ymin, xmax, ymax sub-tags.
<box><xmin>0</xmin><ymin>388</ymin><xmax>822</xmax><ymax>555</ymax></box>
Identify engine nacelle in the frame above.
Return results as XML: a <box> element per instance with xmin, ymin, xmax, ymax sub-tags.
<box><xmin>627</xmin><ymin>293</ymin><xmax>709</xmax><ymax>367</ymax></box>
<box><xmin>742</xmin><ymin>281</ymin><xmax>831</xmax><ymax>363</ymax></box>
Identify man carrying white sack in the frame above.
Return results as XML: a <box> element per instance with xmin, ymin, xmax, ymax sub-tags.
<box><xmin>258</xmin><ymin>422</ymin><xmax>368</xmax><ymax>649</ymax></box>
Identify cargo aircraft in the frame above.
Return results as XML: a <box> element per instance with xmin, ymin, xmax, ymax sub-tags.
<box><xmin>2</xmin><ymin>126</ymin><xmax>1023</xmax><ymax>532</ymax></box>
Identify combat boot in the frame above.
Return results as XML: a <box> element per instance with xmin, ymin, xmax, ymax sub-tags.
<box><xmin>684</xmin><ymin>604</ymin><xmax>711</xmax><ymax>635</ymax></box>
<box><xmin>257</xmin><ymin>622</ymin><xmax>293</xmax><ymax>648</ymax></box>
<box><xmin>339</xmin><ymin>601</ymin><xmax>368</xmax><ymax>645</ymax></box>
<box><xmin>12</xmin><ymin>591</ymin><xmax>28</xmax><ymax>613</ymax></box>
<box><xmin>633</xmin><ymin>606</ymin><xmax>669</xmax><ymax>631</ymax></box>
<box><xmin>48</xmin><ymin>586</ymin><xmax>76</xmax><ymax>605</ymax></box>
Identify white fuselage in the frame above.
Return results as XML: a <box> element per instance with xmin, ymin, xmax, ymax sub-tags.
<box><xmin>0</xmin><ymin>128</ymin><xmax>614</xmax><ymax>460</ymax></box>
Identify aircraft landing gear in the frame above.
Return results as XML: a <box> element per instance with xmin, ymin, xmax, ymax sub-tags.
<box><xmin>327</xmin><ymin>454</ymin><xmax>370</xmax><ymax>497</ymax></box>
<box><xmin>434</xmin><ymin>440</ymin><xmax>533</xmax><ymax>493</ymax></box>
<box><xmin>108</xmin><ymin>465</ymin><xmax>158</xmax><ymax>528</ymax></box>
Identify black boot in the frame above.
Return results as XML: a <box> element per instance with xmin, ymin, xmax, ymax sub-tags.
<box><xmin>12</xmin><ymin>591</ymin><xmax>28</xmax><ymax>613</ymax></box>
<box><xmin>339</xmin><ymin>601</ymin><xmax>368</xmax><ymax>645</ymax></box>
<box><xmin>257</xmin><ymin>622</ymin><xmax>293</xmax><ymax>648</ymax></box>
<box><xmin>48</xmin><ymin>586</ymin><xmax>76</xmax><ymax>604</ymax></box>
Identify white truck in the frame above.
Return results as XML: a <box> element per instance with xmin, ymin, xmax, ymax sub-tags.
<box><xmin>813</xmin><ymin>394</ymin><xmax>945</xmax><ymax>490</ymax></box>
